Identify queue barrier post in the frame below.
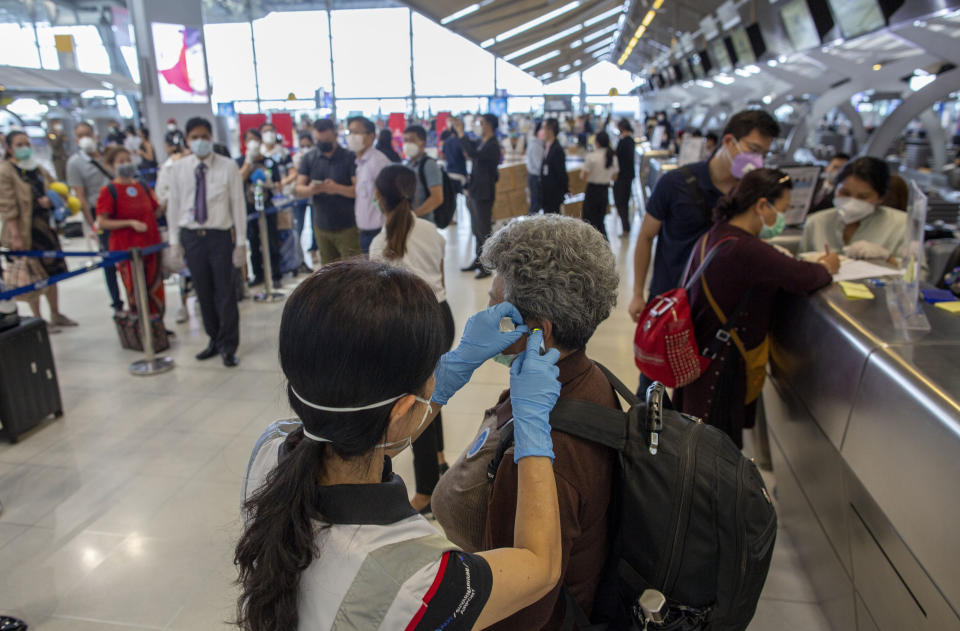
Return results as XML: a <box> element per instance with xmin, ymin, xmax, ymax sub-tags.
<box><xmin>128</xmin><ymin>247</ymin><xmax>174</xmax><ymax>376</ymax></box>
<box><xmin>253</xmin><ymin>182</ymin><xmax>284</xmax><ymax>303</ymax></box>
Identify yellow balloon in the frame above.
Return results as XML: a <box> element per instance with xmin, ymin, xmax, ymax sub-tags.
<box><xmin>66</xmin><ymin>196</ymin><xmax>82</xmax><ymax>215</ymax></box>
<box><xmin>50</xmin><ymin>181</ymin><xmax>69</xmax><ymax>197</ymax></box>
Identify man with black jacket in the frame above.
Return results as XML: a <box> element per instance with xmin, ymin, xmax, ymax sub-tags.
<box><xmin>454</xmin><ymin>114</ymin><xmax>501</xmax><ymax>279</ymax></box>
<box><xmin>540</xmin><ymin>118</ymin><xmax>568</xmax><ymax>214</ymax></box>
<box><xmin>613</xmin><ymin>119</ymin><xmax>636</xmax><ymax>234</ymax></box>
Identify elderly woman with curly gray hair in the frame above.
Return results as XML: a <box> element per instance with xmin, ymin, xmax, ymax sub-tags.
<box><xmin>433</xmin><ymin>214</ymin><xmax>621</xmax><ymax>631</ymax></box>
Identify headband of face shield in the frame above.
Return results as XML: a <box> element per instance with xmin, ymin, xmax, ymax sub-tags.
<box><xmin>290</xmin><ymin>387</ymin><xmax>432</xmax><ymax>450</ymax></box>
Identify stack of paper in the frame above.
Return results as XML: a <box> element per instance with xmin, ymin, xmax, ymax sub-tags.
<box><xmin>839</xmin><ymin>281</ymin><xmax>875</xmax><ymax>300</ymax></box>
<box><xmin>833</xmin><ymin>260</ymin><xmax>902</xmax><ymax>283</ymax></box>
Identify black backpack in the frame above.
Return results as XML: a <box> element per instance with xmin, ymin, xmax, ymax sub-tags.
<box><xmin>417</xmin><ymin>157</ymin><xmax>458</xmax><ymax>229</ymax></box>
<box><xmin>490</xmin><ymin>364</ymin><xmax>776</xmax><ymax>631</ymax></box>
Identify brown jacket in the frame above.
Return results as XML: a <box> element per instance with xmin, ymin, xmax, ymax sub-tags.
<box><xmin>0</xmin><ymin>160</ymin><xmax>52</xmax><ymax>250</ymax></box>
<box><xmin>484</xmin><ymin>350</ymin><xmax>616</xmax><ymax>630</ymax></box>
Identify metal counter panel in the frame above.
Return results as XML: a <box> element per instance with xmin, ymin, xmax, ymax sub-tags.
<box><xmin>841</xmin><ymin>344</ymin><xmax>960</xmax><ymax>615</ymax></box>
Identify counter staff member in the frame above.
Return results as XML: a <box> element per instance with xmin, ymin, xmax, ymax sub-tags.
<box><xmin>674</xmin><ymin>169</ymin><xmax>839</xmax><ymax>447</ymax></box>
<box><xmin>613</xmin><ymin>119</ymin><xmax>636</xmax><ymax>234</ymax></box>
<box><xmin>238</xmin><ymin>261</ymin><xmax>562</xmax><ymax>631</ymax></box>
<box><xmin>540</xmin><ymin>118</ymin><xmax>569</xmax><ymax>215</ymax></box>
<box><xmin>628</xmin><ymin>110</ymin><xmax>781</xmax><ymax>322</ymax></box>
<box><xmin>296</xmin><ymin>119</ymin><xmax>359</xmax><ymax>265</ymax></box>
<box><xmin>800</xmin><ymin>156</ymin><xmax>907</xmax><ymax>262</ymax></box>
<box><xmin>453</xmin><ymin>114</ymin><xmax>501</xmax><ymax>279</ymax></box>
<box><xmin>166</xmin><ymin>117</ymin><xmax>246</xmax><ymax>368</ymax></box>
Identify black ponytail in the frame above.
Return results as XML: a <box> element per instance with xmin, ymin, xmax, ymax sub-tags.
<box><xmin>595</xmin><ymin>131</ymin><xmax>615</xmax><ymax>169</ymax></box>
<box><xmin>712</xmin><ymin>168</ymin><xmax>793</xmax><ymax>222</ymax></box>
<box><xmin>376</xmin><ymin>164</ymin><xmax>418</xmax><ymax>260</ymax></box>
<box><xmin>235</xmin><ymin>261</ymin><xmax>446</xmax><ymax>631</ymax></box>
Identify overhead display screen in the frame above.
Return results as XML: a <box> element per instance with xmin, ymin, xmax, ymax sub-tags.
<box><xmin>826</xmin><ymin>0</ymin><xmax>885</xmax><ymax>38</ymax></box>
<box><xmin>152</xmin><ymin>22</ymin><xmax>209</xmax><ymax>104</ymax></box>
<box><xmin>780</xmin><ymin>0</ymin><xmax>822</xmax><ymax>50</ymax></box>
<box><xmin>709</xmin><ymin>37</ymin><xmax>732</xmax><ymax>71</ymax></box>
<box><xmin>729</xmin><ymin>26</ymin><xmax>756</xmax><ymax>65</ymax></box>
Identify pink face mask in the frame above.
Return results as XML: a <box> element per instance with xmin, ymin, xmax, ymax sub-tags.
<box><xmin>730</xmin><ymin>140</ymin><xmax>764</xmax><ymax>179</ymax></box>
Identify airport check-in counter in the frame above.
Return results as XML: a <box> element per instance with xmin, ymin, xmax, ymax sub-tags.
<box><xmin>763</xmin><ymin>284</ymin><xmax>960</xmax><ymax>631</ymax></box>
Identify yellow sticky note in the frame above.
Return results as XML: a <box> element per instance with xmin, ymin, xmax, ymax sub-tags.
<box><xmin>934</xmin><ymin>301</ymin><xmax>960</xmax><ymax>314</ymax></box>
<box><xmin>839</xmin><ymin>281</ymin><xmax>874</xmax><ymax>300</ymax></box>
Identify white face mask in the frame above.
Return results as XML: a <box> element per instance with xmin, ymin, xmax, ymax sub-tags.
<box><xmin>262</xmin><ymin>131</ymin><xmax>276</xmax><ymax>146</ymax></box>
<box><xmin>246</xmin><ymin>139</ymin><xmax>261</xmax><ymax>156</ymax></box>
<box><xmin>167</xmin><ymin>123</ymin><xmax>177</xmax><ymax>132</ymax></box>
<box><xmin>346</xmin><ymin>134</ymin><xmax>365</xmax><ymax>153</ymax></box>
<box><xmin>834</xmin><ymin>195</ymin><xmax>876</xmax><ymax>224</ymax></box>
<box><xmin>78</xmin><ymin>136</ymin><xmax>97</xmax><ymax>154</ymax></box>
<box><xmin>291</xmin><ymin>387</ymin><xmax>433</xmax><ymax>452</ymax></box>
<box><xmin>403</xmin><ymin>142</ymin><xmax>421</xmax><ymax>159</ymax></box>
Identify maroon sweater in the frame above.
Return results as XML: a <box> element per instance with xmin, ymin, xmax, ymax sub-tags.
<box><xmin>674</xmin><ymin>222</ymin><xmax>832</xmax><ymax>443</ymax></box>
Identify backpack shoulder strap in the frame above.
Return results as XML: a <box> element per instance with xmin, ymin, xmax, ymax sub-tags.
<box><xmin>682</xmin><ymin>235</ymin><xmax>736</xmax><ymax>290</ymax></box>
<box><xmin>417</xmin><ymin>157</ymin><xmax>429</xmax><ymax>195</ymax></box>
<box><xmin>107</xmin><ymin>183</ymin><xmax>118</xmax><ymax>203</ymax></box>
<box><xmin>679</xmin><ymin>165</ymin><xmax>708</xmax><ymax>219</ymax></box>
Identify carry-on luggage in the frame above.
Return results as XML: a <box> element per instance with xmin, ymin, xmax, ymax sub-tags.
<box><xmin>113</xmin><ymin>311</ymin><xmax>170</xmax><ymax>352</ymax></box>
<box><xmin>0</xmin><ymin>317</ymin><xmax>63</xmax><ymax>442</ymax></box>
<box><xmin>489</xmin><ymin>365</ymin><xmax>776</xmax><ymax>631</ymax></box>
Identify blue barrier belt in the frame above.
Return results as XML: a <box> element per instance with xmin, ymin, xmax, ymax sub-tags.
<box><xmin>1</xmin><ymin>249</ymin><xmax>111</xmax><ymax>258</ymax></box>
<box><xmin>246</xmin><ymin>195</ymin><xmax>300</xmax><ymax>222</ymax></box>
<box><xmin>0</xmin><ymin>243</ymin><xmax>169</xmax><ymax>302</ymax></box>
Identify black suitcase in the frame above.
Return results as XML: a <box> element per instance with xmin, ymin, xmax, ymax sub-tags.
<box><xmin>0</xmin><ymin>317</ymin><xmax>63</xmax><ymax>442</ymax></box>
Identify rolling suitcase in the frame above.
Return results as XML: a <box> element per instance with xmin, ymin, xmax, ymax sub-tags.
<box><xmin>0</xmin><ymin>317</ymin><xmax>63</xmax><ymax>442</ymax></box>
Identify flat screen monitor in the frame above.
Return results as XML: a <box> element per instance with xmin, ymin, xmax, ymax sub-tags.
<box><xmin>729</xmin><ymin>26</ymin><xmax>756</xmax><ymax>66</ymax></box>
<box><xmin>826</xmin><ymin>0</ymin><xmax>886</xmax><ymax>38</ymax></box>
<box><xmin>780</xmin><ymin>165</ymin><xmax>821</xmax><ymax>226</ymax></box>
<box><xmin>780</xmin><ymin>0</ymin><xmax>822</xmax><ymax>50</ymax></box>
<box><xmin>151</xmin><ymin>22</ymin><xmax>209</xmax><ymax>104</ymax></box>
<box><xmin>698</xmin><ymin>48</ymin><xmax>713</xmax><ymax>75</ymax></box>
<box><xmin>709</xmin><ymin>38</ymin><xmax>732</xmax><ymax>72</ymax></box>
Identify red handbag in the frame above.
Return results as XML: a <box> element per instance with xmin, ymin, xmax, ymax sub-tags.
<box><xmin>633</xmin><ymin>236</ymin><xmax>735</xmax><ymax>387</ymax></box>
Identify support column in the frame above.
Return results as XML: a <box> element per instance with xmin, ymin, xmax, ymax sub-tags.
<box><xmin>409</xmin><ymin>9</ymin><xmax>416</xmax><ymax>118</ymax></box>
<box><xmin>326</xmin><ymin>1</ymin><xmax>337</xmax><ymax>122</ymax></box>
<box><xmin>579</xmin><ymin>71</ymin><xmax>587</xmax><ymax>114</ymax></box>
<box><xmin>127</xmin><ymin>0</ymin><xmax>214</xmax><ymax>160</ymax></box>
<box><xmin>247</xmin><ymin>0</ymin><xmax>262</xmax><ymax>113</ymax></box>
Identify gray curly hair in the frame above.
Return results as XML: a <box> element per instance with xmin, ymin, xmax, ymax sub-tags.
<box><xmin>480</xmin><ymin>215</ymin><xmax>619</xmax><ymax>350</ymax></box>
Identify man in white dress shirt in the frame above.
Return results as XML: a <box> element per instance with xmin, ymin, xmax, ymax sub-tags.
<box><xmin>166</xmin><ymin>117</ymin><xmax>246</xmax><ymax>367</ymax></box>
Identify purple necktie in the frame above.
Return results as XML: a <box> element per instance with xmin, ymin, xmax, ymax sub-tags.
<box><xmin>195</xmin><ymin>162</ymin><xmax>208</xmax><ymax>224</ymax></box>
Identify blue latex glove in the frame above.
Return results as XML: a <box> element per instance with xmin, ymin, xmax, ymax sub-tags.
<box><xmin>510</xmin><ymin>329</ymin><xmax>561</xmax><ymax>463</ymax></box>
<box><xmin>432</xmin><ymin>302</ymin><xmax>529</xmax><ymax>405</ymax></box>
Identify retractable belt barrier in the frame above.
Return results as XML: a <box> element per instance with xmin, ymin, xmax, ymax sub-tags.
<box><xmin>0</xmin><ymin>242</ymin><xmax>168</xmax><ymax>302</ymax></box>
<box><xmin>244</xmin><ymin>194</ymin><xmax>299</xmax><ymax>222</ymax></box>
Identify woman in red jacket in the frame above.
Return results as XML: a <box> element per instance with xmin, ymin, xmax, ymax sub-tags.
<box><xmin>95</xmin><ymin>147</ymin><xmax>165</xmax><ymax>317</ymax></box>
<box><xmin>674</xmin><ymin>168</ymin><xmax>840</xmax><ymax>447</ymax></box>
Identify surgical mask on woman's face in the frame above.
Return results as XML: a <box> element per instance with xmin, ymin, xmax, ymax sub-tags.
<box><xmin>190</xmin><ymin>138</ymin><xmax>213</xmax><ymax>158</ymax></box>
<box><xmin>834</xmin><ymin>195</ymin><xmax>876</xmax><ymax>224</ymax></box>
<box><xmin>403</xmin><ymin>142</ymin><xmax>421</xmax><ymax>159</ymax></box>
<box><xmin>78</xmin><ymin>136</ymin><xmax>97</xmax><ymax>154</ymax></box>
<box><xmin>376</xmin><ymin>396</ymin><xmax>433</xmax><ymax>451</ymax></box>
<box><xmin>246</xmin><ymin>139</ymin><xmax>261</xmax><ymax>156</ymax></box>
<box><xmin>493</xmin><ymin>351</ymin><xmax>519</xmax><ymax>367</ymax></box>
<box><xmin>759</xmin><ymin>202</ymin><xmax>786</xmax><ymax>239</ymax></box>
<box><xmin>115</xmin><ymin>162</ymin><xmax>136</xmax><ymax>179</ymax></box>
<box><xmin>166</xmin><ymin>123</ymin><xmax>177</xmax><ymax>132</ymax></box>
<box><xmin>730</xmin><ymin>139</ymin><xmax>764</xmax><ymax>179</ymax></box>
<box><xmin>124</xmin><ymin>135</ymin><xmax>142</xmax><ymax>152</ymax></box>
<box><xmin>14</xmin><ymin>146</ymin><xmax>33</xmax><ymax>162</ymax></box>
<box><xmin>262</xmin><ymin>131</ymin><xmax>276</xmax><ymax>146</ymax></box>
<box><xmin>346</xmin><ymin>134</ymin><xmax>365</xmax><ymax>153</ymax></box>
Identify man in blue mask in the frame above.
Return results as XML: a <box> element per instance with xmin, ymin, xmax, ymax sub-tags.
<box><xmin>166</xmin><ymin>117</ymin><xmax>247</xmax><ymax>367</ymax></box>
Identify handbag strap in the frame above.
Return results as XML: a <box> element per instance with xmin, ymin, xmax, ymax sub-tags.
<box><xmin>681</xmin><ymin>234</ymin><xmax>736</xmax><ymax>291</ymax></box>
<box><xmin>698</xmin><ymin>236</ymin><xmax>753</xmax><ymax>360</ymax></box>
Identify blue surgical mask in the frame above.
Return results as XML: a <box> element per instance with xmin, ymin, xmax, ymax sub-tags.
<box><xmin>189</xmin><ymin>138</ymin><xmax>213</xmax><ymax>158</ymax></box>
<box><xmin>14</xmin><ymin>146</ymin><xmax>33</xmax><ymax>161</ymax></box>
<box><xmin>492</xmin><ymin>352</ymin><xmax>518</xmax><ymax>367</ymax></box>
<box><xmin>759</xmin><ymin>204</ymin><xmax>786</xmax><ymax>239</ymax></box>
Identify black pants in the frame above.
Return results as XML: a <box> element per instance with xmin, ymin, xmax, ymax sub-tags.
<box><xmin>99</xmin><ymin>231</ymin><xmax>122</xmax><ymax>310</ymax></box>
<box><xmin>582</xmin><ymin>183</ymin><xmax>610</xmax><ymax>240</ymax></box>
<box><xmin>468</xmin><ymin>196</ymin><xmax>493</xmax><ymax>259</ymax></box>
<box><xmin>527</xmin><ymin>173</ymin><xmax>542</xmax><ymax>214</ymax></box>
<box><xmin>613</xmin><ymin>176</ymin><xmax>633</xmax><ymax>232</ymax></box>
<box><xmin>181</xmin><ymin>228</ymin><xmax>239</xmax><ymax>355</ymax></box>
<box><xmin>542</xmin><ymin>189</ymin><xmax>563</xmax><ymax>214</ymax></box>
<box><xmin>247</xmin><ymin>211</ymin><xmax>281</xmax><ymax>282</ymax></box>
<box><xmin>412</xmin><ymin>301</ymin><xmax>455</xmax><ymax>496</ymax></box>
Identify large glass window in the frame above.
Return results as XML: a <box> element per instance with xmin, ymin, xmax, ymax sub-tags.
<box><xmin>34</xmin><ymin>25</ymin><xmax>113</xmax><ymax>74</ymax></box>
<box><xmin>204</xmin><ymin>22</ymin><xmax>258</xmax><ymax>104</ymax></box>
<box><xmin>0</xmin><ymin>23</ymin><xmax>42</xmax><ymax>69</ymax></box>
<box><xmin>496</xmin><ymin>58</ymin><xmax>544</xmax><ymax>96</ymax></box>
<box><xmin>582</xmin><ymin>61</ymin><xmax>637</xmax><ymax>95</ymax></box>
<box><xmin>331</xmin><ymin>8</ymin><xmax>410</xmax><ymax>98</ymax></box>
<box><xmin>252</xmin><ymin>11</ymin><xmax>331</xmax><ymax>100</ymax></box>
<box><xmin>412</xmin><ymin>12</ymin><xmax>494</xmax><ymax>96</ymax></box>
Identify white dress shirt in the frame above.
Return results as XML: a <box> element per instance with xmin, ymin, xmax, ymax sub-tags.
<box><xmin>369</xmin><ymin>216</ymin><xmax>446</xmax><ymax>302</ymax></box>
<box><xmin>166</xmin><ymin>153</ymin><xmax>246</xmax><ymax>247</ymax></box>
<box><xmin>582</xmin><ymin>149</ymin><xmax>619</xmax><ymax>185</ymax></box>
